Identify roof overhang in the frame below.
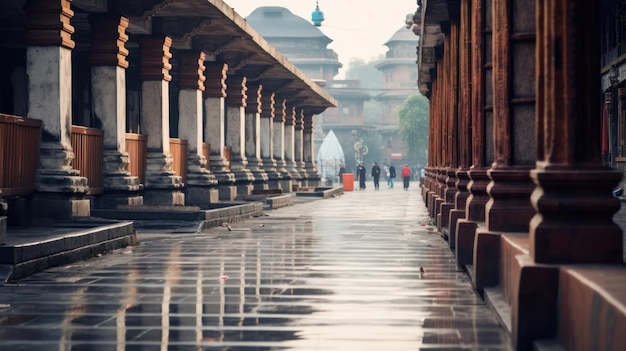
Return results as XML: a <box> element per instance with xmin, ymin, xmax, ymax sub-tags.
<box><xmin>80</xmin><ymin>0</ymin><xmax>337</xmax><ymax>113</ymax></box>
<box><xmin>414</xmin><ymin>0</ymin><xmax>459</xmax><ymax>98</ymax></box>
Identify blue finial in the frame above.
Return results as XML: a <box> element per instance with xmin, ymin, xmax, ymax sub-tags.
<box><xmin>311</xmin><ymin>1</ymin><xmax>324</xmax><ymax>26</ymax></box>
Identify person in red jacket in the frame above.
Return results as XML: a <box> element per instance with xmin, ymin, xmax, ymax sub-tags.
<box><xmin>401</xmin><ymin>164</ymin><xmax>411</xmax><ymax>190</ymax></box>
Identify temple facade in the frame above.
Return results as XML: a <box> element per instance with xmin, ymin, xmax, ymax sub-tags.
<box><xmin>0</xmin><ymin>0</ymin><xmax>336</xmax><ymax>226</ymax></box>
<box><xmin>415</xmin><ymin>0</ymin><xmax>626</xmax><ymax>349</ymax></box>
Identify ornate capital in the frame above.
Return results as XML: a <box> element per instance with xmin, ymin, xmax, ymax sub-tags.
<box><xmin>204</xmin><ymin>62</ymin><xmax>227</xmax><ymax>98</ymax></box>
<box><xmin>261</xmin><ymin>92</ymin><xmax>275</xmax><ymax>119</ymax></box>
<box><xmin>24</xmin><ymin>0</ymin><xmax>75</xmax><ymax>49</ymax></box>
<box><xmin>139</xmin><ymin>36</ymin><xmax>172</xmax><ymax>82</ymax></box>
<box><xmin>225</xmin><ymin>75</ymin><xmax>247</xmax><ymax>107</ymax></box>
<box><xmin>245</xmin><ymin>84</ymin><xmax>262</xmax><ymax>114</ymax></box>
<box><xmin>88</xmin><ymin>15</ymin><xmax>129</xmax><ymax>68</ymax></box>
<box><xmin>179</xmin><ymin>51</ymin><xmax>206</xmax><ymax>91</ymax></box>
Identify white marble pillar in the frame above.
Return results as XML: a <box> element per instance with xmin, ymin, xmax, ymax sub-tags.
<box><xmin>303</xmin><ymin>113</ymin><xmax>320</xmax><ymax>186</ymax></box>
<box><xmin>225</xmin><ymin>74</ymin><xmax>254</xmax><ymax>196</ymax></box>
<box><xmin>178</xmin><ymin>51</ymin><xmax>218</xmax><ymax>205</ymax></box>
<box><xmin>273</xmin><ymin>98</ymin><xmax>292</xmax><ymax>192</ymax></box>
<box><xmin>26</xmin><ymin>0</ymin><xmax>89</xmax><ymax>219</ymax></box>
<box><xmin>203</xmin><ymin>62</ymin><xmax>236</xmax><ymax>201</ymax></box>
<box><xmin>245</xmin><ymin>83</ymin><xmax>268</xmax><ymax>190</ymax></box>
<box><xmin>260</xmin><ymin>92</ymin><xmax>282</xmax><ymax>190</ymax></box>
<box><xmin>139</xmin><ymin>36</ymin><xmax>184</xmax><ymax>206</ymax></box>
<box><xmin>294</xmin><ymin>108</ymin><xmax>308</xmax><ymax>182</ymax></box>
<box><xmin>89</xmin><ymin>15</ymin><xmax>143</xmax><ymax>209</ymax></box>
<box><xmin>284</xmin><ymin>104</ymin><xmax>301</xmax><ymax>188</ymax></box>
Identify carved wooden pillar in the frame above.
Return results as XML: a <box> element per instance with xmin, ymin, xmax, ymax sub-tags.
<box><xmin>473</xmin><ymin>0</ymin><xmax>538</xmax><ymax>291</ymax></box>
<box><xmin>439</xmin><ymin>19</ymin><xmax>461</xmax><ymax>238</ymax></box>
<box><xmin>26</xmin><ymin>0</ymin><xmax>90</xmax><ymax>219</ymax></box>
<box><xmin>449</xmin><ymin>0</ymin><xmax>473</xmax><ymax>250</ymax></box>
<box><xmin>455</xmin><ymin>0</ymin><xmax>492</xmax><ymax>266</ymax></box>
<box><xmin>531</xmin><ymin>0</ymin><xmax>622</xmax><ymax>264</ymax></box>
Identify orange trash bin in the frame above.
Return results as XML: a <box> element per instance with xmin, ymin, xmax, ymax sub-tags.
<box><xmin>342</xmin><ymin>173</ymin><xmax>354</xmax><ymax>191</ymax></box>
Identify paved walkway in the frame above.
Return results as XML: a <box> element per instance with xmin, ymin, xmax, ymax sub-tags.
<box><xmin>0</xmin><ymin>182</ymin><xmax>512</xmax><ymax>350</ymax></box>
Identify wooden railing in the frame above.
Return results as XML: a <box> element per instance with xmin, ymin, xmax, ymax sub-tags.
<box><xmin>170</xmin><ymin>138</ymin><xmax>188</xmax><ymax>183</ymax></box>
<box><xmin>125</xmin><ymin>133</ymin><xmax>146</xmax><ymax>184</ymax></box>
<box><xmin>0</xmin><ymin>114</ymin><xmax>41</xmax><ymax>197</ymax></box>
<box><xmin>223</xmin><ymin>145</ymin><xmax>231</xmax><ymax>171</ymax></box>
<box><xmin>71</xmin><ymin>125</ymin><xmax>104</xmax><ymax>195</ymax></box>
<box><xmin>202</xmin><ymin>143</ymin><xmax>210</xmax><ymax>169</ymax></box>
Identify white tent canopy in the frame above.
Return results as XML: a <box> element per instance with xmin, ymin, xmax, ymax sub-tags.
<box><xmin>316</xmin><ymin>130</ymin><xmax>345</xmax><ymax>184</ymax></box>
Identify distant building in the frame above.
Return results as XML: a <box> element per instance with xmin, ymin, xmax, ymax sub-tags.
<box><xmin>375</xmin><ymin>26</ymin><xmax>420</xmax><ymax>163</ymax></box>
<box><xmin>246</xmin><ymin>7</ymin><xmax>342</xmax><ymax>82</ymax></box>
<box><xmin>246</xmin><ymin>7</ymin><xmax>368</xmax><ymax>164</ymax></box>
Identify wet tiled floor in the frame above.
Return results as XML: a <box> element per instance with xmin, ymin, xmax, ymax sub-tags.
<box><xmin>0</xmin><ymin>183</ymin><xmax>512</xmax><ymax>350</ymax></box>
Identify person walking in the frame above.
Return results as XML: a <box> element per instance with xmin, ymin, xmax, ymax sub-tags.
<box><xmin>371</xmin><ymin>162</ymin><xmax>381</xmax><ymax>190</ymax></box>
<box><xmin>357</xmin><ymin>162</ymin><xmax>367</xmax><ymax>190</ymax></box>
<box><xmin>338</xmin><ymin>162</ymin><xmax>346</xmax><ymax>184</ymax></box>
<box><xmin>388</xmin><ymin>163</ymin><xmax>396</xmax><ymax>189</ymax></box>
<box><xmin>401</xmin><ymin>163</ymin><xmax>411</xmax><ymax>190</ymax></box>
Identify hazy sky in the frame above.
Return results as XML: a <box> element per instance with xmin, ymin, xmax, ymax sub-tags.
<box><xmin>223</xmin><ymin>0</ymin><xmax>418</xmax><ymax>77</ymax></box>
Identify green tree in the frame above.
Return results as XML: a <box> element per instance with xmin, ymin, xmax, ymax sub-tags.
<box><xmin>344</xmin><ymin>56</ymin><xmax>383</xmax><ymax>125</ymax></box>
<box><xmin>344</xmin><ymin>56</ymin><xmax>383</xmax><ymax>89</ymax></box>
<box><xmin>398</xmin><ymin>93</ymin><xmax>429</xmax><ymax>164</ymax></box>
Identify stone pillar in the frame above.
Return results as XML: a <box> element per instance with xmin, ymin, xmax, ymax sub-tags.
<box><xmin>178</xmin><ymin>51</ymin><xmax>218</xmax><ymax>206</ymax></box>
<box><xmin>294</xmin><ymin>108</ymin><xmax>308</xmax><ymax>183</ymax></box>
<box><xmin>260</xmin><ymin>91</ymin><xmax>282</xmax><ymax>190</ymax></box>
<box><xmin>25</xmin><ymin>0</ymin><xmax>90</xmax><ymax>219</ymax></box>
<box><xmin>303</xmin><ymin>112</ymin><xmax>320</xmax><ymax>186</ymax></box>
<box><xmin>244</xmin><ymin>83</ymin><xmax>268</xmax><ymax>191</ymax></box>
<box><xmin>225</xmin><ymin>74</ymin><xmax>254</xmax><ymax>196</ymax></box>
<box><xmin>204</xmin><ymin>62</ymin><xmax>236</xmax><ymax>200</ymax></box>
<box><xmin>89</xmin><ymin>15</ymin><xmax>143</xmax><ymax>209</ymax></box>
<box><xmin>273</xmin><ymin>98</ymin><xmax>292</xmax><ymax>192</ymax></box>
<box><xmin>284</xmin><ymin>103</ymin><xmax>301</xmax><ymax>189</ymax></box>
<box><xmin>139</xmin><ymin>36</ymin><xmax>184</xmax><ymax>206</ymax></box>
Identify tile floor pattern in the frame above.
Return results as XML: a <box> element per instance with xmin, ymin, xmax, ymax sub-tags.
<box><xmin>0</xmin><ymin>182</ymin><xmax>513</xmax><ymax>350</ymax></box>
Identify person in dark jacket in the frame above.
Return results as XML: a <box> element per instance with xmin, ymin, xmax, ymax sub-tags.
<box><xmin>388</xmin><ymin>163</ymin><xmax>396</xmax><ymax>189</ymax></box>
<box><xmin>371</xmin><ymin>162</ymin><xmax>381</xmax><ymax>190</ymax></box>
<box><xmin>357</xmin><ymin>163</ymin><xmax>366</xmax><ymax>190</ymax></box>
